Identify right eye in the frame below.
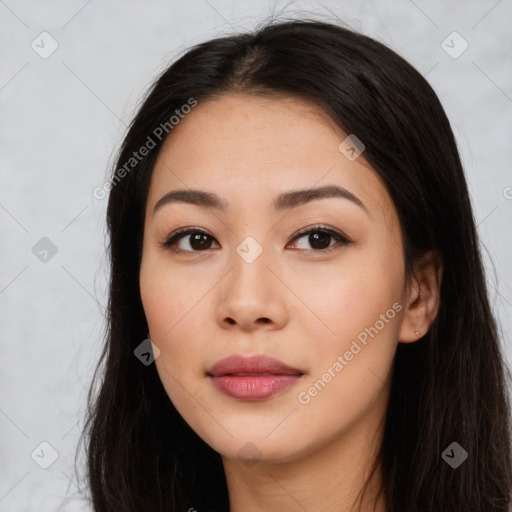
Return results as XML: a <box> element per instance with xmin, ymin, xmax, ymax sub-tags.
<box><xmin>160</xmin><ymin>228</ymin><xmax>220</xmax><ymax>253</ymax></box>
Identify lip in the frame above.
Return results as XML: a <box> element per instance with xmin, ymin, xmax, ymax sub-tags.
<box><xmin>207</xmin><ymin>354</ymin><xmax>305</xmax><ymax>400</ymax></box>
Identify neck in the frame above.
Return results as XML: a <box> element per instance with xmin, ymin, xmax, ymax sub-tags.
<box><xmin>222</xmin><ymin>412</ymin><xmax>387</xmax><ymax>512</ymax></box>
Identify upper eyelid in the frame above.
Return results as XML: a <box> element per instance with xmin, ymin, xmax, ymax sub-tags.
<box><xmin>167</xmin><ymin>225</ymin><xmax>344</xmax><ymax>240</ymax></box>
<box><xmin>163</xmin><ymin>225</ymin><xmax>351</xmax><ymax>250</ymax></box>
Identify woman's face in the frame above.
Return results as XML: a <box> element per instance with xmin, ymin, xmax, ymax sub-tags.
<box><xmin>140</xmin><ymin>93</ymin><xmax>409</xmax><ymax>465</ymax></box>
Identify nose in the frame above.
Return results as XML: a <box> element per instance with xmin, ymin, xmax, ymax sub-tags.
<box><xmin>215</xmin><ymin>246</ymin><xmax>289</xmax><ymax>332</ymax></box>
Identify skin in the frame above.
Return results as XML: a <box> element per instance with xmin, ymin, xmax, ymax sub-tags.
<box><xmin>139</xmin><ymin>93</ymin><xmax>443</xmax><ymax>512</ymax></box>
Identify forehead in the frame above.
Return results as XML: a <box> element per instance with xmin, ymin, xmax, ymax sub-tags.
<box><xmin>147</xmin><ymin>93</ymin><xmax>395</xmax><ymax>225</ymax></box>
<box><xmin>156</xmin><ymin>93</ymin><xmax>351</xmax><ymax>176</ymax></box>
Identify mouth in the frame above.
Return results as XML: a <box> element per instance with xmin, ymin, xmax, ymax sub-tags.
<box><xmin>207</xmin><ymin>354</ymin><xmax>305</xmax><ymax>400</ymax></box>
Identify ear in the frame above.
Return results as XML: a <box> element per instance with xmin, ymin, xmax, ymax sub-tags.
<box><xmin>398</xmin><ymin>250</ymin><xmax>443</xmax><ymax>343</ymax></box>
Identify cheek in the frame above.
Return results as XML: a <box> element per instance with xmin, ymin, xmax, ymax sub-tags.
<box><xmin>142</xmin><ymin>283</ymin><xmax>220</xmax><ymax>446</ymax></box>
<box><xmin>139</xmin><ymin>251</ymin><xmax>217</xmax><ymax>383</ymax></box>
<box><xmin>140</xmin><ymin>249</ymin><xmax>199</xmax><ymax>338</ymax></box>
<box><xmin>292</xmin><ymin>248</ymin><xmax>403</xmax><ymax>398</ymax></box>
<box><xmin>291</xmin><ymin>283</ymin><xmax>400</xmax><ymax>443</ymax></box>
<box><xmin>141</xmin><ymin>277</ymin><xmax>204</xmax><ymax>363</ymax></box>
<box><xmin>292</xmin><ymin>249</ymin><xmax>403</xmax><ymax>343</ymax></box>
<box><xmin>140</xmin><ymin>265</ymin><xmax>210</xmax><ymax>422</ymax></box>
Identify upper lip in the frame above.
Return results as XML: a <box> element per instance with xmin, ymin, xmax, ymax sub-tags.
<box><xmin>207</xmin><ymin>354</ymin><xmax>304</xmax><ymax>377</ymax></box>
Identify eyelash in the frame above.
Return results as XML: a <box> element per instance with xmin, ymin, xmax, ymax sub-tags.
<box><xmin>160</xmin><ymin>224</ymin><xmax>352</xmax><ymax>255</ymax></box>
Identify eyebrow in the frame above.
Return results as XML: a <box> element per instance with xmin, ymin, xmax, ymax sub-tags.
<box><xmin>152</xmin><ymin>185</ymin><xmax>368</xmax><ymax>216</ymax></box>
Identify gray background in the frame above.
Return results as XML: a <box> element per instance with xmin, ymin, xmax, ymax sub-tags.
<box><xmin>1</xmin><ymin>1</ymin><xmax>511</xmax><ymax>510</ymax></box>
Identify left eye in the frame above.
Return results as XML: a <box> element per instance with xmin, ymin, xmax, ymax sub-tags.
<box><xmin>289</xmin><ymin>227</ymin><xmax>351</xmax><ymax>252</ymax></box>
<box><xmin>161</xmin><ymin>226</ymin><xmax>351</xmax><ymax>254</ymax></box>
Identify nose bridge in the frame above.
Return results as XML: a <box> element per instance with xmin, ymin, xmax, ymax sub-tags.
<box><xmin>235</xmin><ymin>234</ymin><xmax>266</xmax><ymax>266</ymax></box>
<box><xmin>229</xmin><ymin>233</ymin><xmax>273</xmax><ymax>296</ymax></box>
<box><xmin>216</xmin><ymin>232</ymin><xmax>287</xmax><ymax>330</ymax></box>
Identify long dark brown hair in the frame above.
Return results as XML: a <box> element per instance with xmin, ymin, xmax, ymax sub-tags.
<box><xmin>78</xmin><ymin>17</ymin><xmax>512</xmax><ymax>512</ymax></box>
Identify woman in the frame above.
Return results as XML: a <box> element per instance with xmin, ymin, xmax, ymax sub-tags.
<box><xmin>80</xmin><ymin>18</ymin><xmax>512</xmax><ymax>512</ymax></box>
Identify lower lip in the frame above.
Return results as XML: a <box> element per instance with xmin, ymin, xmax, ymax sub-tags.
<box><xmin>210</xmin><ymin>374</ymin><xmax>302</xmax><ymax>400</ymax></box>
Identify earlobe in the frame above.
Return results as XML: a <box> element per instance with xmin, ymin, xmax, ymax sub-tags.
<box><xmin>398</xmin><ymin>250</ymin><xmax>443</xmax><ymax>343</ymax></box>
